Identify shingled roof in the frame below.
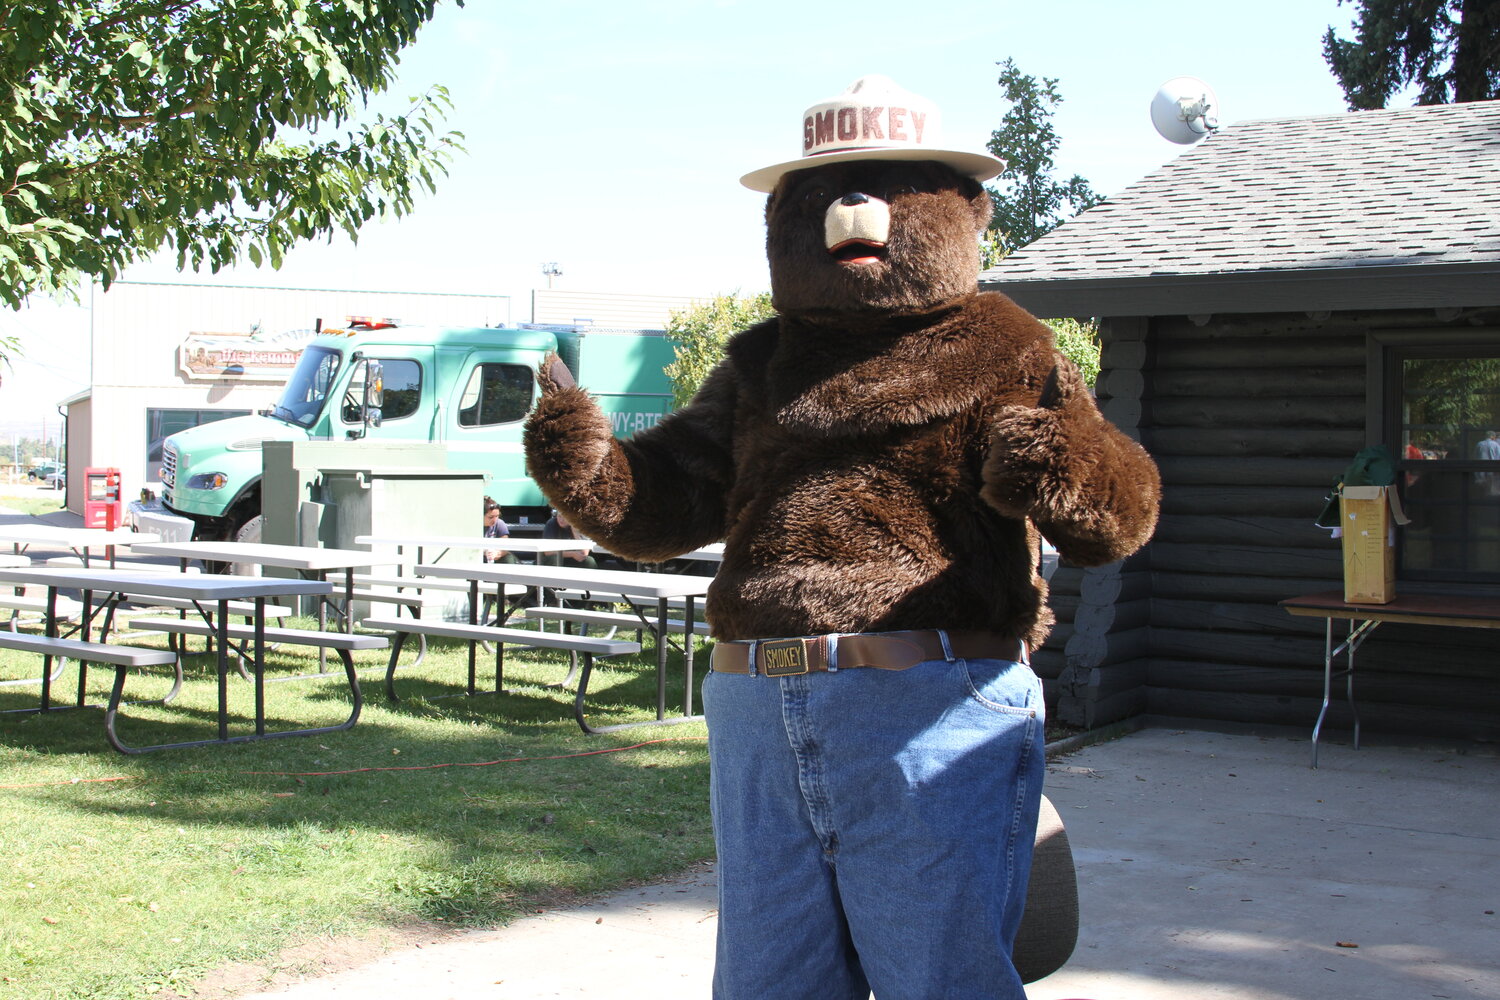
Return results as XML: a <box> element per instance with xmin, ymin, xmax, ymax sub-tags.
<box><xmin>981</xmin><ymin>99</ymin><xmax>1500</xmax><ymax>318</ymax></box>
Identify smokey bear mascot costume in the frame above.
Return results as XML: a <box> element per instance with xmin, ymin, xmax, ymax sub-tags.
<box><xmin>524</xmin><ymin>76</ymin><xmax>1160</xmax><ymax>998</ymax></box>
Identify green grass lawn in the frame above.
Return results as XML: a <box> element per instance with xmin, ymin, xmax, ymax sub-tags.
<box><xmin>0</xmin><ymin>623</ymin><xmax>712</xmax><ymax>1000</ymax></box>
<box><xmin>0</xmin><ymin>490</ymin><xmax>70</xmax><ymax>517</ymax></box>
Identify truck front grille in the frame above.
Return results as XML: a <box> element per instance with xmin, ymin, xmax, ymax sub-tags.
<box><xmin>161</xmin><ymin>444</ymin><xmax>177</xmax><ymax>488</ymax></box>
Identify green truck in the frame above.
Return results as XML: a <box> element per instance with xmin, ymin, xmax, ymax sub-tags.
<box><xmin>158</xmin><ymin>321</ymin><xmax>675</xmax><ymax>542</ymax></box>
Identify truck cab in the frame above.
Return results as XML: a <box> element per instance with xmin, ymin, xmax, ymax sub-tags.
<box><xmin>159</xmin><ymin>322</ymin><xmax>673</xmax><ymax>542</ymax></box>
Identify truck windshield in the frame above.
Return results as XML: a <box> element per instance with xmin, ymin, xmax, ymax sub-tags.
<box><xmin>271</xmin><ymin>345</ymin><xmax>343</xmax><ymax>426</ymax></box>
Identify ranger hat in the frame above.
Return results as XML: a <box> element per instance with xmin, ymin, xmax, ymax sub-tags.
<box><xmin>740</xmin><ymin>74</ymin><xmax>1007</xmax><ymax>192</ymax></box>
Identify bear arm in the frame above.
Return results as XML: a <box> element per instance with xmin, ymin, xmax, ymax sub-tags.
<box><xmin>522</xmin><ymin>366</ymin><xmax>736</xmax><ymax>562</ymax></box>
<box><xmin>980</xmin><ymin>361</ymin><xmax>1160</xmax><ymax>567</ymax></box>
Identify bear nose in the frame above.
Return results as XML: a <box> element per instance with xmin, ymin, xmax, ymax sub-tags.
<box><xmin>840</xmin><ymin>193</ymin><xmax>870</xmax><ymax>206</ymax></box>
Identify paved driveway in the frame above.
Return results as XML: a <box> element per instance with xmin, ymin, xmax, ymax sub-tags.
<box><xmin>236</xmin><ymin>726</ymin><xmax>1499</xmax><ymax>1000</ymax></box>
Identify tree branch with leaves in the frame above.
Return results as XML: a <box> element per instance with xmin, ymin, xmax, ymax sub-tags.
<box><xmin>0</xmin><ymin>0</ymin><xmax>466</xmax><ymax>313</ymax></box>
<box><xmin>663</xmin><ymin>292</ymin><xmax>777</xmax><ymax>409</ymax></box>
<box><xmin>983</xmin><ymin>58</ymin><xmax>1102</xmax><ymax>262</ymax></box>
<box><xmin>1323</xmin><ymin>0</ymin><xmax>1500</xmax><ymax>109</ymax></box>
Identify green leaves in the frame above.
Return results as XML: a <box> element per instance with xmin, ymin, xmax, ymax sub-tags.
<box><xmin>1046</xmin><ymin>318</ymin><xmax>1100</xmax><ymax>389</ymax></box>
<box><xmin>663</xmin><ymin>293</ymin><xmax>777</xmax><ymax>409</ymax></box>
<box><xmin>125</xmin><ymin>39</ymin><xmax>153</xmax><ymax>71</ymax></box>
<box><xmin>0</xmin><ymin>0</ymin><xmax>466</xmax><ymax>310</ymax></box>
<box><xmin>984</xmin><ymin>58</ymin><xmax>1102</xmax><ymax>260</ymax></box>
<box><xmin>1323</xmin><ymin>0</ymin><xmax>1500</xmax><ymax>109</ymax></box>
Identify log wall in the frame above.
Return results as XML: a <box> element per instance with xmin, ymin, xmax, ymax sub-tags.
<box><xmin>1042</xmin><ymin>317</ymin><xmax>1154</xmax><ymax>727</ymax></box>
<box><xmin>1073</xmin><ymin>309</ymin><xmax>1500</xmax><ymax>744</ymax></box>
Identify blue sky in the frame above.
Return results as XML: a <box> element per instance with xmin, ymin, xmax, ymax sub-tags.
<box><xmin>3</xmin><ymin>0</ymin><xmax>1362</xmax><ymax>428</ymax></box>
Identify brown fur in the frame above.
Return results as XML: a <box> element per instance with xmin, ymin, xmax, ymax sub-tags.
<box><xmin>524</xmin><ymin>162</ymin><xmax>1159</xmax><ymax>647</ymax></box>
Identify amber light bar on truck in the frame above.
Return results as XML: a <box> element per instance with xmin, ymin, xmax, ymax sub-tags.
<box><xmin>318</xmin><ymin>316</ymin><xmax>401</xmax><ymax>336</ymax></box>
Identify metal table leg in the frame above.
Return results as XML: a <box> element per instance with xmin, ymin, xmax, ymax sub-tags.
<box><xmin>683</xmin><ymin>596</ymin><xmax>697</xmax><ymax>718</ymax></box>
<box><xmin>1311</xmin><ymin>616</ymin><xmax>1375</xmax><ymax>768</ymax></box>
<box><xmin>656</xmin><ymin>596</ymin><xmax>669</xmax><ymax>721</ymax></box>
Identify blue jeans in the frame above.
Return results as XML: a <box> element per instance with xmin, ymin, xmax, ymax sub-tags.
<box><xmin>702</xmin><ymin>645</ymin><xmax>1044</xmax><ymax>999</ymax></box>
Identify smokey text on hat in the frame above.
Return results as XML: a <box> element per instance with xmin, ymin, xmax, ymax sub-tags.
<box><xmin>804</xmin><ymin>106</ymin><xmax>928</xmax><ymax>153</ymax></box>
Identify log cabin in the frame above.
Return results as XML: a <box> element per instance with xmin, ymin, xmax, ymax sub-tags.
<box><xmin>983</xmin><ymin>99</ymin><xmax>1500</xmax><ymax>746</ymax></box>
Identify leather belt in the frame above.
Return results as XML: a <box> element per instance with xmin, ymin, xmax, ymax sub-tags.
<box><xmin>710</xmin><ymin>630</ymin><xmax>1026</xmax><ymax>676</ymax></box>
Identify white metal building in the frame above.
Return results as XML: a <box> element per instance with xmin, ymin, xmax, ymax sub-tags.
<box><xmin>62</xmin><ymin>280</ymin><xmax>512</xmax><ymax>511</ymax></box>
<box><xmin>529</xmin><ymin>288</ymin><xmax>703</xmax><ymax>329</ymax></box>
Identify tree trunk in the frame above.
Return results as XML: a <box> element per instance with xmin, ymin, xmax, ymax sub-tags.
<box><xmin>1453</xmin><ymin>0</ymin><xmax>1500</xmax><ymax>103</ymax></box>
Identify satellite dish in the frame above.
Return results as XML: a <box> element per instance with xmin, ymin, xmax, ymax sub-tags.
<box><xmin>1151</xmin><ymin>77</ymin><xmax>1219</xmax><ymax>144</ymax></box>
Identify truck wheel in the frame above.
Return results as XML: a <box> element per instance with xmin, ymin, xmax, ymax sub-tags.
<box><xmin>231</xmin><ymin>515</ymin><xmax>263</xmax><ymax>576</ymax></box>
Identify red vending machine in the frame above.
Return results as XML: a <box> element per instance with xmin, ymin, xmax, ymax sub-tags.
<box><xmin>83</xmin><ymin>467</ymin><xmax>122</xmax><ymax>530</ymax></box>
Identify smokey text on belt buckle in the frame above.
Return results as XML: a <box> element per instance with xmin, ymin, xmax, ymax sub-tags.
<box><xmin>759</xmin><ymin>638</ymin><xmax>809</xmax><ymax>676</ymax></box>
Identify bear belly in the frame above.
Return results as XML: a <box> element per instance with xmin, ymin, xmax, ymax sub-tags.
<box><xmin>705</xmin><ymin>455</ymin><xmax>1032</xmax><ymax>641</ymax></box>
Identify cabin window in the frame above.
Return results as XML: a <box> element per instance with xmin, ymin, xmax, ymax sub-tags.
<box><xmin>456</xmin><ymin>364</ymin><xmax>534</xmax><ymax>427</ymax></box>
<box><xmin>1385</xmin><ymin>342</ymin><xmax>1500</xmax><ymax>583</ymax></box>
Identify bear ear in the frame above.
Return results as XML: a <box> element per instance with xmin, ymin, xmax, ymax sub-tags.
<box><xmin>968</xmin><ymin>187</ymin><xmax>994</xmax><ymax>233</ymax></box>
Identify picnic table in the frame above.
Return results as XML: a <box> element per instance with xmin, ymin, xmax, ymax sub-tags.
<box><xmin>355</xmin><ymin>532</ymin><xmax>596</xmax><ymax>566</ymax></box>
<box><xmin>353</xmin><ymin>533</ymin><xmax>597</xmax><ymax>641</ymax></box>
<box><xmin>0</xmin><ymin>565</ymin><xmax>379</xmax><ymax>753</ymax></box>
<box><xmin>680</xmin><ymin>543</ymin><xmax>725</xmax><ymax>562</ymax></box>
<box><xmin>128</xmin><ymin>539</ymin><xmax>387</xmax><ymax>663</ymax></box>
<box><xmin>0</xmin><ymin>525</ymin><xmax>162</xmax><ymax>567</ymax></box>
<box><xmin>409</xmin><ymin>561</ymin><xmax>715</xmax><ymax>730</ymax></box>
<box><xmin>127</xmin><ymin>539</ymin><xmax>385</xmax><ymax>604</ymax></box>
<box><xmin>582</xmin><ymin>541</ymin><xmax>725</xmax><ymax>577</ymax></box>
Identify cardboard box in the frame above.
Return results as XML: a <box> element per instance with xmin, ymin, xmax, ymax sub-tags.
<box><xmin>1339</xmin><ymin>485</ymin><xmax>1410</xmax><ymax>604</ymax></box>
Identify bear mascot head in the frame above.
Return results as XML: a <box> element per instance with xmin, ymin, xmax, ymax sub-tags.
<box><xmin>745</xmin><ymin>74</ymin><xmax>999</xmax><ymax>319</ymax></box>
<box><xmin>762</xmin><ymin>157</ymin><xmax>991</xmax><ymax>316</ymax></box>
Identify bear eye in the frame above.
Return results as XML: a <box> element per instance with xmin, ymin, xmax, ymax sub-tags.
<box><xmin>887</xmin><ymin>183</ymin><xmax>917</xmax><ymax>197</ymax></box>
<box><xmin>800</xmin><ymin>183</ymin><xmax>831</xmax><ymax>210</ymax></box>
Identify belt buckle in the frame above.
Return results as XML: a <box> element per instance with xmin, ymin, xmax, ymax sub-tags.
<box><xmin>759</xmin><ymin>638</ymin><xmax>809</xmax><ymax>676</ymax></box>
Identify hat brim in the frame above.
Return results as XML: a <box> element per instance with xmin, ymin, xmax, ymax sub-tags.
<box><xmin>740</xmin><ymin>146</ymin><xmax>1006</xmax><ymax>193</ymax></box>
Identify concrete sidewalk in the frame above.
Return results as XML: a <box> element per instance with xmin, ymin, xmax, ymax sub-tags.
<box><xmin>0</xmin><ymin>504</ymin><xmax>82</xmax><ymax>528</ymax></box>
<box><xmin>230</xmin><ymin>727</ymin><xmax>1498</xmax><ymax>999</ymax></box>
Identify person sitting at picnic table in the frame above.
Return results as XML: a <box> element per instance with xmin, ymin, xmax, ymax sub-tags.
<box><xmin>542</xmin><ymin>509</ymin><xmax>597</xmax><ymax>568</ymax></box>
<box><xmin>476</xmin><ymin>497</ymin><xmax>519</xmax><ymax>623</ymax></box>
<box><xmin>540</xmin><ymin>509</ymin><xmax>611</xmax><ymax>613</ymax></box>
<box><xmin>482</xmin><ymin>497</ymin><xmax>517</xmax><ymax>564</ymax></box>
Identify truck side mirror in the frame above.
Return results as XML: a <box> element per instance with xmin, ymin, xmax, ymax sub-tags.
<box><xmin>350</xmin><ymin>359</ymin><xmax>384</xmax><ymax>436</ymax></box>
<box><xmin>365</xmin><ymin>360</ymin><xmax>385</xmax><ymax>410</ymax></box>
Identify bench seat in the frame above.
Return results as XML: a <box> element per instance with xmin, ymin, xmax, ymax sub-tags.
<box><xmin>121</xmin><ymin>595</ymin><xmax>293</xmax><ymax>618</ymax></box>
<box><xmin>0</xmin><ymin>630</ymin><xmax>182</xmax><ymax>716</ymax></box>
<box><xmin>359</xmin><ymin>616</ymin><xmax>638</xmax><ymax>657</ymax></box>
<box><xmin>360</xmin><ymin>615</ymin><xmax>641</xmax><ymax>730</ymax></box>
<box><xmin>0</xmin><ymin>594</ymin><xmax>83</xmax><ymax>617</ymax></box>
<box><xmin>349</xmin><ymin>588</ymin><xmax>430</xmax><ymax>610</ymax></box>
<box><xmin>110</xmin><ymin>619</ymin><xmax>377</xmax><ymax>753</ymax></box>
<box><xmin>44</xmin><ymin>557</ymin><xmax>201</xmax><ymax>572</ymax></box>
<box><xmin>0</xmin><ymin>630</ymin><xmax>179</xmax><ymax>666</ymax></box>
<box><xmin>618</xmin><ymin>593</ymin><xmax>698</xmax><ymax>611</ymax></box>
<box><xmin>523</xmin><ymin>606</ymin><xmax>713</xmax><ymax>636</ymax></box>
<box><xmin>351</xmin><ymin>574</ymin><xmax>527</xmax><ymax>597</ymax></box>
<box><xmin>127</xmin><ymin>618</ymin><xmax>389</xmax><ymax>651</ymax></box>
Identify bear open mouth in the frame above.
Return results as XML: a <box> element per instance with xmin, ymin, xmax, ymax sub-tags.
<box><xmin>828</xmin><ymin>239</ymin><xmax>888</xmax><ymax>265</ymax></box>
